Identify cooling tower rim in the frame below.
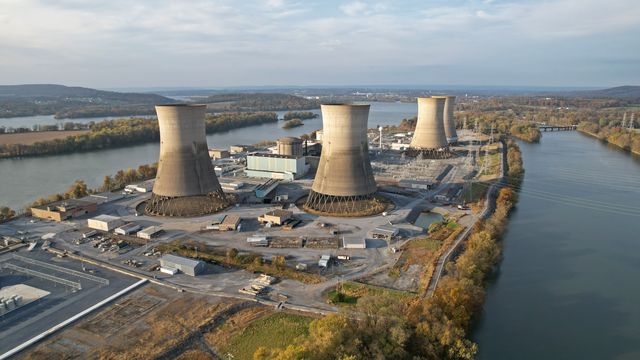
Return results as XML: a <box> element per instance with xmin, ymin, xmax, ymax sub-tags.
<box><xmin>321</xmin><ymin>103</ymin><xmax>370</xmax><ymax>107</ymax></box>
<box><xmin>430</xmin><ymin>95</ymin><xmax>456</xmax><ymax>99</ymax></box>
<box><xmin>278</xmin><ymin>136</ymin><xmax>302</xmax><ymax>143</ymax></box>
<box><xmin>155</xmin><ymin>103</ymin><xmax>207</xmax><ymax>107</ymax></box>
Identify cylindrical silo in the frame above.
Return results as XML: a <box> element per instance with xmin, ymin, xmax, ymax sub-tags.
<box><xmin>410</xmin><ymin>97</ymin><xmax>448</xmax><ymax>152</ymax></box>
<box><xmin>304</xmin><ymin>104</ymin><xmax>383</xmax><ymax>216</ymax></box>
<box><xmin>433</xmin><ymin>95</ymin><xmax>457</xmax><ymax>143</ymax></box>
<box><xmin>145</xmin><ymin>104</ymin><xmax>229</xmax><ymax>216</ymax></box>
<box><xmin>277</xmin><ymin>137</ymin><xmax>303</xmax><ymax>157</ymax></box>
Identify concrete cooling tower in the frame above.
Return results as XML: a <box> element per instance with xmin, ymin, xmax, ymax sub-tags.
<box><xmin>433</xmin><ymin>95</ymin><xmax>458</xmax><ymax>143</ymax></box>
<box><xmin>304</xmin><ymin>104</ymin><xmax>385</xmax><ymax>216</ymax></box>
<box><xmin>409</xmin><ymin>97</ymin><xmax>450</xmax><ymax>158</ymax></box>
<box><xmin>145</xmin><ymin>104</ymin><xmax>230</xmax><ymax>216</ymax></box>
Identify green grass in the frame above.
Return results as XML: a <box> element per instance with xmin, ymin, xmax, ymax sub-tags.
<box><xmin>328</xmin><ymin>281</ymin><xmax>414</xmax><ymax>306</ymax></box>
<box><xmin>460</xmin><ymin>182</ymin><xmax>489</xmax><ymax>203</ymax></box>
<box><xmin>479</xmin><ymin>152</ymin><xmax>501</xmax><ymax>176</ymax></box>
<box><xmin>406</xmin><ymin>237</ymin><xmax>441</xmax><ymax>251</ymax></box>
<box><xmin>222</xmin><ymin>313</ymin><xmax>313</xmax><ymax>359</ymax></box>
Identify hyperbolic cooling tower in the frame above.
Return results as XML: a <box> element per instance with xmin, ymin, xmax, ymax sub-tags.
<box><xmin>433</xmin><ymin>95</ymin><xmax>458</xmax><ymax>143</ymax></box>
<box><xmin>277</xmin><ymin>137</ymin><xmax>303</xmax><ymax>157</ymax></box>
<box><xmin>304</xmin><ymin>104</ymin><xmax>383</xmax><ymax>216</ymax></box>
<box><xmin>409</xmin><ymin>97</ymin><xmax>450</xmax><ymax>158</ymax></box>
<box><xmin>145</xmin><ymin>104</ymin><xmax>230</xmax><ymax>216</ymax></box>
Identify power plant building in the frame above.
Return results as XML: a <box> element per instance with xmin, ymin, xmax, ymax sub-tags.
<box><xmin>304</xmin><ymin>104</ymin><xmax>384</xmax><ymax>216</ymax></box>
<box><xmin>145</xmin><ymin>104</ymin><xmax>230</xmax><ymax>216</ymax></box>
<box><xmin>276</xmin><ymin>137</ymin><xmax>303</xmax><ymax>157</ymax></box>
<box><xmin>409</xmin><ymin>97</ymin><xmax>450</xmax><ymax>158</ymax></box>
<box><xmin>433</xmin><ymin>96</ymin><xmax>458</xmax><ymax>143</ymax></box>
<box><xmin>245</xmin><ymin>153</ymin><xmax>308</xmax><ymax>180</ymax></box>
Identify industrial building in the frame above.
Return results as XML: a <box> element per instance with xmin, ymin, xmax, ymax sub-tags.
<box><xmin>137</xmin><ymin>226</ymin><xmax>163</xmax><ymax>240</ymax></box>
<box><xmin>114</xmin><ymin>222</ymin><xmax>142</xmax><ymax>235</ymax></box>
<box><xmin>342</xmin><ymin>237</ymin><xmax>366</xmax><ymax>249</ymax></box>
<box><xmin>87</xmin><ymin>215</ymin><xmax>125</xmax><ymax>232</ymax></box>
<box><xmin>30</xmin><ymin>199</ymin><xmax>97</xmax><ymax>222</ymax></box>
<box><xmin>276</xmin><ymin>137</ymin><xmax>303</xmax><ymax>156</ymax></box>
<box><xmin>370</xmin><ymin>225</ymin><xmax>400</xmax><ymax>241</ymax></box>
<box><xmin>433</xmin><ymin>95</ymin><xmax>458</xmax><ymax>143</ymax></box>
<box><xmin>304</xmin><ymin>104</ymin><xmax>382</xmax><ymax>216</ymax></box>
<box><xmin>209</xmin><ymin>148</ymin><xmax>230</xmax><ymax>160</ymax></box>
<box><xmin>255</xmin><ymin>179</ymin><xmax>281</xmax><ymax>199</ymax></box>
<box><xmin>409</xmin><ymin>97</ymin><xmax>450</xmax><ymax>158</ymax></box>
<box><xmin>159</xmin><ymin>254</ymin><xmax>205</xmax><ymax>276</ymax></box>
<box><xmin>145</xmin><ymin>104</ymin><xmax>230</xmax><ymax>216</ymax></box>
<box><xmin>258</xmin><ymin>209</ymin><xmax>293</xmax><ymax>226</ymax></box>
<box><xmin>219</xmin><ymin>215</ymin><xmax>241</xmax><ymax>231</ymax></box>
<box><xmin>245</xmin><ymin>153</ymin><xmax>308</xmax><ymax>180</ymax></box>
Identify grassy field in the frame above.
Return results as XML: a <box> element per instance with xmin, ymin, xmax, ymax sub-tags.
<box><xmin>328</xmin><ymin>281</ymin><xmax>414</xmax><ymax>305</ymax></box>
<box><xmin>0</xmin><ymin>130</ymin><xmax>89</xmax><ymax>145</ymax></box>
<box><xmin>220</xmin><ymin>312</ymin><xmax>313</xmax><ymax>359</ymax></box>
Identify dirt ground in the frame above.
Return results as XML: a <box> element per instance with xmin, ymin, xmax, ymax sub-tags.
<box><xmin>0</xmin><ymin>130</ymin><xmax>89</xmax><ymax>145</ymax></box>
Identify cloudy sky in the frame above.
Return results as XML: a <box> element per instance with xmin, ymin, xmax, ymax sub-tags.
<box><xmin>1</xmin><ymin>0</ymin><xmax>639</xmax><ymax>88</ymax></box>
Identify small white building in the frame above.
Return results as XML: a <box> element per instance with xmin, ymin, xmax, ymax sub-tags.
<box><xmin>87</xmin><ymin>215</ymin><xmax>125</xmax><ymax>232</ymax></box>
<box><xmin>114</xmin><ymin>222</ymin><xmax>142</xmax><ymax>235</ymax></box>
<box><xmin>342</xmin><ymin>237</ymin><xmax>366</xmax><ymax>249</ymax></box>
<box><xmin>137</xmin><ymin>226</ymin><xmax>163</xmax><ymax>240</ymax></box>
<box><xmin>318</xmin><ymin>254</ymin><xmax>331</xmax><ymax>268</ymax></box>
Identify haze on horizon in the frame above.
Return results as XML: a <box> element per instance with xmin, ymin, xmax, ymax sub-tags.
<box><xmin>1</xmin><ymin>0</ymin><xmax>639</xmax><ymax>89</ymax></box>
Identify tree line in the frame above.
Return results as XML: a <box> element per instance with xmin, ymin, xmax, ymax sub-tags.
<box><xmin>283</xmin><ymin>111</ymin><xmax>318</xmax><ymax>120</ymax></box>
<box><xmin>0</xmin><ymin>112</ymin><xmax>278</xmax><ymax>158</ymax></box>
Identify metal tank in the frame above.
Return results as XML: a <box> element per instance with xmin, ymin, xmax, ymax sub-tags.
<box><xmin>277</xmin><ymin>137</ymin><xmax>303</xmax><ymax>157</ymax></box>
<box><xmin>409</xmin><ymin>97</ymin><xmax>450</xmax><ymax>158</ymax></box>
<box><xmin>304</xmin><ymin>104</ymin><xmax>383</xmax><ymax>216</ymax></box>
<box><xmin>433</xmin><ymin>95</ymin><xmax>458</xmax><ymax>143</ymax></box>
<box><xmin>145</xmin><ymin>104</ymin><xmax>229</xmax><ymax>216</ymax></box>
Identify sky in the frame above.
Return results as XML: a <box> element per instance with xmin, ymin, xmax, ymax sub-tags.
<box><xmin>1</xmin><ymin>0</ymin><xmax>639</xmax><ymax>88</ymax></box>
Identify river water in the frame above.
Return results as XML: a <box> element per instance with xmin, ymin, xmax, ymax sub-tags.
<box><xmin>474</xmin><ymin>132</ymin><xmax>640</xmax><ymax>359</ymax></box>
<box><xmin>0</xmin><ymin>102</ymin><xmax>416</xmax><ymax>209</ymax></box>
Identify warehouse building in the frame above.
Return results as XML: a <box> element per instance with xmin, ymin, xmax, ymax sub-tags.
<box><xmin>219</xmin><ymin>215</ymin><xmax>241</xmax><ymax>231</ymax></box>
<box><xmin>370</xmin><ymin>225</ymin><xmax>400</xmax><ymax>241</ymax></box>
<box><xmin>87</xmin><ymin>215</ymin><xmax>125</xmax><ymax>232</ymax></box>
<box><xmin>209</xmin><ymin>148</ymin><xmax>230</xmax><ymax>160</ymax></box>
<box><xmin>31</xmin><ymin>199</ymin><xmax>98</xmax><ymax>222</ymax></box>
<box><xmin>245</xmin><ymin>153</ymin><xmax>308</xmax><ymax>180</ymax></box>
<box><xmin>114</xmin><ymin>222</ymin><xmax>142</xmax><ymax>235</ymax></box>
<box><xmin>258</xmin><ymin>209</ymin><xmax>293</xmax><ymax>226</ymax></box>
<box><xmin>159</xmin><ymin>254</ymin><xmax>205</xmax><ymax>276</ymax></box>
<box><xmin>137</xmin><ymin>226</ymin><xmax>163</xmax><ymax>240</ymax></box>
<box><xmin>342</xmin><ymin>237</ymin><xmax>366</xmax><ymax>249</ymax></box>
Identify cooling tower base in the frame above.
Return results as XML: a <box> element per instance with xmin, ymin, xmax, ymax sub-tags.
<box><xmin>302</xmin><ymin>191</ymin><xmax>388</xmax><ymax>217</ymax></box>
<box><xmin>405</xmin><ymin>147</ymin><xmax>454</xmax><ymax>159</ymax></box>
<box><xmin>144</xmin><ymin>191</ymin><xmax>231</xmax><ymax>217</ymax></box>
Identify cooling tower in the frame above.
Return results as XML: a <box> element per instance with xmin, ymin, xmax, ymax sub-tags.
<box><xmin>409</xmin><ymin>97</ymin><xmax>450</xmax><ymax>158</ymax></box>
<box><xmin>277</xmin><ymin>137</ymin><xmax>303</xmax><ymax>157</ymax></box>
<box><xmin>304</xmin><ymin>104</ymin><xmax>384</xmax><ymax>216</ymax></box>
<box><xmin>434</xmin><ymin>95</ymin><xmax>457</xmax><ymax>143</ymax></box>
<box><xmin>145</xmin><ymin>104</ymin><xmax>230</xmax><ymax>216</ymax></box>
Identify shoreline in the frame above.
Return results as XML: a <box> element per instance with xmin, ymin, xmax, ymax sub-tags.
<box><xmin>577</xmin><ymin>129</ymin><xmax>640</xmax><ymax>156</ymax></box>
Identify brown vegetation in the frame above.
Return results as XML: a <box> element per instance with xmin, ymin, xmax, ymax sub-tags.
<box><xmin>0</xmin><ymin>130</ymin><xmax>89</xmax><ymax>146</ymax></box>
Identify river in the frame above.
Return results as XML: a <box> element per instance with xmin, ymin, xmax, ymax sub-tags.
<box><xmin>474</xmin><ymin>132</ymin><xmax>640</xmax><ymax>359</ymax></box>
<box><xmin>0</xmin><ymin>102</ymin><xmax>416</xmax><ymax>210</ymax></box>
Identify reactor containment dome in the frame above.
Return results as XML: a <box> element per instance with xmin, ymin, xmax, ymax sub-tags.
<box><xmin>408</xmin><ymin>97</ymin><xmax>451</xmax><ymax>159</ymax></box>
<box><xmin>303</xmin><ymin>104</ymin><xmax>386</xmax><ymax>216</ymax></box>
<box><xmin>145</xmin><ymin>104</ymin><xmax>231</xmax><ymax>216</ymax></box>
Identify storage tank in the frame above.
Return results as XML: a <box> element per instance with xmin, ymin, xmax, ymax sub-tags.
<box><xmin>145</xmin><ymin>104</ymin><xmax>230</xmax><ymax>216</ymax></box>
<box><xmin>304</xmin><ymin>104</ymin><xmax>384</xmax><ymax>216</ymax></box>
<box><xmin>409</xmin><ymin>97</ymin><xmax>450</xmax><ymax>158</ymax></box>
<box><xmin>277</xmin><ymin>137</ymin><xmax>303</xmax><ymax>157</ymax></box>
<box><xmin>433</xmin><ymin>95</ymin><xmax>458</xmax><ymax>143</ymax></box>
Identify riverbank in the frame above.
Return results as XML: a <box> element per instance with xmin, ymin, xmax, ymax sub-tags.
<box><xmin>577</xmin><ymin>128</ymin><xmax>640</xmax><ymax>156</ymax></box>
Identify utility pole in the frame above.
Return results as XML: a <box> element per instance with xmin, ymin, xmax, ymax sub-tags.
<box><xmin>463</xmin><ymin>117</ymin><xmax>468</xmax><ymax>131</ymax></box>
<box><xmin>474</xmin><ymin>119</ymin><xmax>479</xmax><ymax>134</ymax></box>
<box><xmin>378</xmin><ymin>126</ymin><xmax>383</xmax><ymax>154</ymax></box>
<box><xmin>630</xmin><ymin>113</ymin><xmax>636</xmax><ymax>129</ymax></box>
<box><xmin>489</xmin><ymin>123</ymin><xmax>495</xmax><ymax>144</ymax></box>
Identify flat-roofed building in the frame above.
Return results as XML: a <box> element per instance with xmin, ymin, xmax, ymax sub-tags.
<box><xmin>87</xmin><ymin>214</ymin><xmax>125</xmax><ymax>232</ymax></box>
<box><xmin>370</xmin><ymin>225</ymin><xmax>400</xmax><ymax>241</ymax></box>
<box><xmin>159</xmin><ymin>254</ymin><xmax>205</xmax><ymax>276</ymax></box>
<box><xmin>258</xmin><ymin>209</ymin><xmax>293</xmax><ymax>226</ymax></box>
<box><xmin>342</xmin><ymin>237</ymin><xmax>366</xmax><ymax>249</ymax></box>
<box><xmin>220</xmin><ymin>215</ymin><xmax>241</xmax><ymax>231</ymax></box>
<box><xmin>245</xmin><ymin>153</ymin><xmax>308</xmax><ymax>181</ymax></box>
<box><xmin>31</xmin><ymin>199</ymin><xmax>98</xmax><ymax>222</ymax></box>
<box><xmin>114</xmin><ymin>222</ymin><xmax>142</xmax><ymax>235</ymax></box>
<box><xmin>137</xmin><ymin>226</ymin><xmax>163</xmax><ymax>240</ymax></box>
<box><xmin>209</xmin><ymin>148</ymin><xmax>230</xmax><ymax>160</ymax></box>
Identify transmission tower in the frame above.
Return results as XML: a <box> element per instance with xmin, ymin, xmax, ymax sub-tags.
<box><xmin>622</xmin><ymin>112</ymin><xmax>627</xmax><ymax>128</ymax></box>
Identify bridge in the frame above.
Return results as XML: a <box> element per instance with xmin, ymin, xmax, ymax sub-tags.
<box><xmin>537</xmin><ymin>124</ymin><xmax>577</xmax><ymax>131</ymax></box>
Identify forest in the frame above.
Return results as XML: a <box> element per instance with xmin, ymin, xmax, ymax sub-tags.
<box><xmin>199</xmin><ymin>93</ymin><xmax>320</xmax><ymax>111</ymax></box>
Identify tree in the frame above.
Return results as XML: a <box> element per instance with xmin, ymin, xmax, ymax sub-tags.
<box><xmin>226</xmin><ymin>248</ymin><xmax>238</xmax><ymax>262</ymax></box>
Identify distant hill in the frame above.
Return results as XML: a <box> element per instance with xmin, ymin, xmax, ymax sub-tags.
<box><xmin>571</xmin><ymin>86</ymin><xmax>640</xmax><ymax>98</ymax></box>
<box><xmin>0</xmin><ymin>84</ymin><xmax>173</xmax><ymax>119</ymax></box>
<box><xmin>198</xmin><ymin>93</ymin><xmax>320</xmax><ymax>111</ymax></box>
